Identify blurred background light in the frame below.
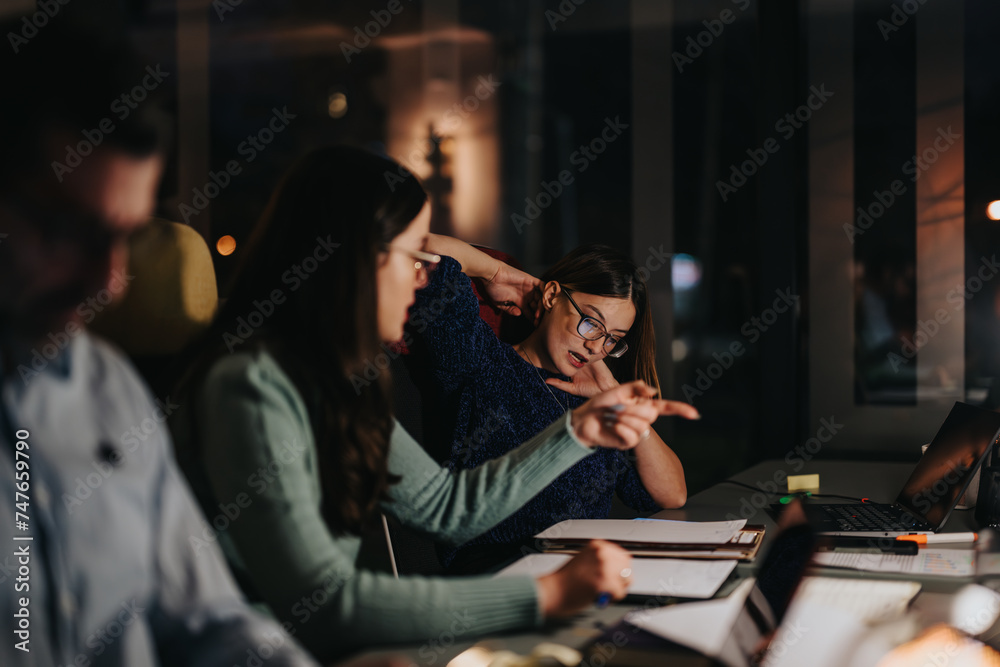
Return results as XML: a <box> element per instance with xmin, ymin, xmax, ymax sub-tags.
<box><xmin>216</xmin><ymin>235</ymin><xmax>236</xmax><ymax>256</ymax></box>
<box><xmin>987</xmin><ymin>199</ymin><xmax>1000</xmax><ymax>221</ymax></box>
<box><xmin>671</xmin><ymin>253</ymin><xmax>703</xmax><ymax>290</ymax></box>
<box><xmin>327</xmin><ymin>92</ymin><xmax>348</xmax><ymax>119</ymax></box>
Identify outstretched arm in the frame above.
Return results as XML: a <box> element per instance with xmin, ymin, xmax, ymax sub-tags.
<box><xmin>389</xmin><ymin>381</ymin><xmax>684</xmax><ymax>542</ymax></box>
<box><xmin>547</xmin><ymin>360</ymin><xmax>695</xmax><ymax>508</ymax></box>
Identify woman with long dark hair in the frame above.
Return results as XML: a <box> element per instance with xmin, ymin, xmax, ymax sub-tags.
<box><xmin>408</xmin><ymin>236</ymin><xmax>696</xmax><ymax>572</ymax></box>
<box><xmin>169</xmin><ymin>145</ymin><xmax>690</xmax><ymax>662</ymax></box>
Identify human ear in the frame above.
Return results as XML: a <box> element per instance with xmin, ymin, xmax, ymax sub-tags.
<box><xmin>541</xmin><ymin>281</ymin><xmax>562</xmax><ymax>311</ymax></box>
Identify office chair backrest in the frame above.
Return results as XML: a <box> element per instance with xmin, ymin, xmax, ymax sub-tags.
<box><xmin>90</xmin><ymin>218</ymin><xmax>218</xmax><ymax>394</ymax></box>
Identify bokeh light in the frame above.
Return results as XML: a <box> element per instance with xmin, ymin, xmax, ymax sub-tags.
<box><xmin>216</xmin><ymin>235</ymin><xmax>236</xmax><ymax>256</ymax></box>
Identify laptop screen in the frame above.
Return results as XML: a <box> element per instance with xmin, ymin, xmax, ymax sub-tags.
<box><xmin>895</xmin><ymin>401</ymin><xmax>1000</xmax><ymax>529</ymax></box>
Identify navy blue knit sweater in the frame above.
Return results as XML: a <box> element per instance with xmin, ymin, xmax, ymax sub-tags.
<box><xmin>406</xmin><ymin>256</ymin><xmax>660</xmax><ymax>569</ymax></box>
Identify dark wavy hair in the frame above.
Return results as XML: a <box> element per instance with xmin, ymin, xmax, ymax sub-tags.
<box><xmin>179</xmin><ymin>145</ymin><xmax>426</xmax><ymax>535</ymax></box>
<box><xmin>541</xmin><ymin>245</ymin><xmax>660</xmax><ymax>395</ymax></box>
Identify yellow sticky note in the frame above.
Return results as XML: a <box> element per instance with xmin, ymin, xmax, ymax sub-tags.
<box><xmin>787</xmin><ymin>474</ymin><xmax>820</xmax><ymax>493</ymax></box>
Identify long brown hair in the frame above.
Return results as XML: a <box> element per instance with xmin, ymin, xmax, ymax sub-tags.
<box><xmin>541</xmin><ymin>245</ymin><xmax>660</xmax><ymax>395</ymax></box>
<box><xmin>178</xmin><ymin>146</ymin><xmax>426</xmax><ymax>535</ymax></box>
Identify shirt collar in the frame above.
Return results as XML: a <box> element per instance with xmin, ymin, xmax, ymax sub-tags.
<box><xmin>0</xmin><ymin>329</ymin><xmax>75</xmax><ymax>386</ymax></box>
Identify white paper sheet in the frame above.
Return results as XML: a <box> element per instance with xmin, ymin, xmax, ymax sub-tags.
<box><xmin>793</xmin><ymin>577</ymin><xmax>922</xmax><ymax>623</ymax></box>
<box><xmin>812</xmin><ymin>548</ymin><xmax>975</xmax><ymax>577</ymax></box>
<box><xmin>534</xmin><ymin>518</ymin><xmax>746</xmax><ymax>544</ymax></box>
<box><xmin>624</xmin><ymin>577</ymin><xmax>757</xmax><ymax>659</ymax></box>
<box><xmin>760</xmin><ymin>600</ymin><xmax>868</xmax><ymax>667</ymax></box>
<box><xmin>495</xmin><ymin>553</ymin><xmax>738</xmax><ymax>599</ymax></box>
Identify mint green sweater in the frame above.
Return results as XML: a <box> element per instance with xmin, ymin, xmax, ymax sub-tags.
<box><xmin>171</xmin><ymin>347</ymin><xmax>594</xmax><ymax>660</ymax></box>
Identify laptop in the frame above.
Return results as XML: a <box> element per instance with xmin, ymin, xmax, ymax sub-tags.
<box><xmin>803</xmin><ymin>401</ymin><xmax>1000</xmax><ymax>537</ymax></box>
<box><xmin>583</xmin><ymin>501</ymin><xmax>817</xmax><ymax>667</ymax></box>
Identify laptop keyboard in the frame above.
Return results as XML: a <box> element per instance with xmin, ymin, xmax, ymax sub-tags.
<box><xmin>823</xmin><ymin>504</ymin><xmax>928</xmax><ymax>531</ymax></box>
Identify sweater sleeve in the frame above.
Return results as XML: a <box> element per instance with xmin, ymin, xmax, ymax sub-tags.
<box><xmin>386</xmin><ymin>412</ymin><xmax>594</xmax><ymax>546</ymax></box>
<box><xmin>193</xmin><ymin>351</ymin><xmax>552</xmax><ymax>661</ymax></box>
<box><xmin>407</xmin><ymin>255</ymin><xmax>498</xmax><ymax>383</ymax></box>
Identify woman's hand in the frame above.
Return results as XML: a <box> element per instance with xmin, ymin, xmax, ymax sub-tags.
<box><xmin>483</xmin><ymin>262</ymin><xmax>542</xmax><ymax>322</ymax></box>
<box><xmin>536</xmin><ymin>540</ymin><xmax>633</xmax><ymax>617</ymax></box>
<box><xmin>570</xmin><ymin>381</ymin><xmax>700</xmax><ymax>450</ymax></box>
<box><xmin>546</xmin><ymin>359</ymin><xmax>619</xmax><ymax>398</ymax></box>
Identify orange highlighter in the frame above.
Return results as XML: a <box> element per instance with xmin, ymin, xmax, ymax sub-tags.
<box><xmin>897</xmin><ymin>532</ymin><xmax>978</xmax><ymax>545</ymax></box>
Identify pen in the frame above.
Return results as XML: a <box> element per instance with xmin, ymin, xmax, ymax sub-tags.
<box><xmin>596</xmin><ymin>592</ymin><xmax>612</xmax><ymax>608</ymax></box>
<box><xmin>896</xmin><ymin>532</ymin><xmax>979</xmax><ymax>544</ymax></box>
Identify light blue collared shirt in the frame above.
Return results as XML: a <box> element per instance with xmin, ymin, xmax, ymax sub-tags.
<box><xmin>0</xmin><ymin>331</ymin><xmax>317</xmax><ymax>666</ymax></box>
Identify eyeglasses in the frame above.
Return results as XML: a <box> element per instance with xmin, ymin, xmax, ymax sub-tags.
<box><xmin>562</xmin><ymin>288</ymin><xmax>628</xmax><ymax>358</ymax></box>
<box><xmin>384</xmin><ymin>244</ymin><xmax>441</xmax><ymax>288</ymax></box>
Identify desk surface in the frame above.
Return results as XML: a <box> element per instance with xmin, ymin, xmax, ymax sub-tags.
<box><xmin>360</xmin><ymin>459</ymin><xmax>987</xmax><ymax>666</ymax></box>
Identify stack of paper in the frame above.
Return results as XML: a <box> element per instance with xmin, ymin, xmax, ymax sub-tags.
<box><xmin>535</xmin><ymin>518</ymin><xmax>746</xmax><ymax>543</ymax></box>
<box><xmin>533</xmin><ymin>518</ymin><xmax>764</xmax><ymax>560</ymax></box>
<box><xmin>495</xmin><ymin>553</ymin><xmax>738</xmax><ymax>599</ymax></box>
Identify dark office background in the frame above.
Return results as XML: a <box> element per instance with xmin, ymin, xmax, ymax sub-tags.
<box><xmin>25</xmin><ymin>0</ymin><xmax>1000</xmax><ymax>495</ymax></box>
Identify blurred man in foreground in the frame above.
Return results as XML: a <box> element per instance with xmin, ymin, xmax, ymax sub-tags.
<box><xmin>0</xmin><ymin>18</ymin><xmax>317</xmax><ymax>666</ymax></box>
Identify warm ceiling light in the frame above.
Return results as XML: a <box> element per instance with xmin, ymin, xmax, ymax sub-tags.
<box><xmin>988</xmin><ymin>200</ymin><xmax>1000</xmax><ymax>221</ymax></box>
<box><xmin>216</xmin><ymin>235</ymin><xmax>236</xmax><ymax>256</ymax></box>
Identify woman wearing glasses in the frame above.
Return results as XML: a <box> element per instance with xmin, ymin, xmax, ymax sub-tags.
<box><xmin>409</xmin><ymin>236</ymin><xmax>696</xmax><ymax>573</ymax></box>
<box><xmin>169</xmin><ymin>145</ymin><xmax>693</xmax><ymax>662</ymax></box>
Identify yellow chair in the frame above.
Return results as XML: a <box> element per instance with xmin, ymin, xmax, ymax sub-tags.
<box><xmin>91</xmin><ymin>218</ymin><xmax>218</xmax><ymax>392</ymax></box>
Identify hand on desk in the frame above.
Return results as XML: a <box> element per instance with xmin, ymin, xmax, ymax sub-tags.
<box><xmin>536</xmin><ymin>540</ymin><xmax>633</xmax><ymax>617</ymax></box>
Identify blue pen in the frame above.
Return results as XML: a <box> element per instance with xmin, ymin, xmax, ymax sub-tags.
<box><xmin>596</xmin><ymin>592</ymin><xmax>612</xmax><ymax>608</ymax></box>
